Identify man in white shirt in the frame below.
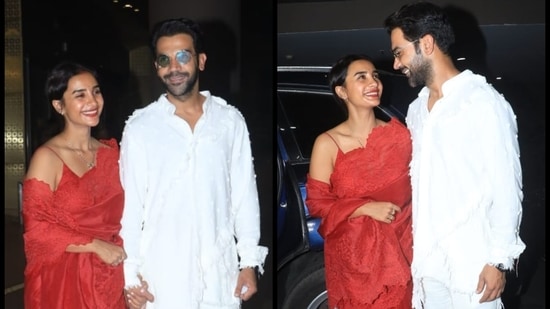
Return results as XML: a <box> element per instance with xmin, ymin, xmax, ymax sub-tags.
<box><xmin>384</xmin><ymin>2</ymin><xmax>525</xmax><ymax>309</ymax></box>
<box><xmin>119</xmin><ymin>17</ymin><xmax>268</xmax><ymax>309</ymax></box>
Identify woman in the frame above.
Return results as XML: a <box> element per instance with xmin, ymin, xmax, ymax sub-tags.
<box><xmin>306</xmin><ymin>54</ymin><xmax>413</xmax><ymax>309</ymax></box>
<box><xmin>22</xmin><ymin>61</ymin><xmax>126</xmax><ymax>308</ymax></box>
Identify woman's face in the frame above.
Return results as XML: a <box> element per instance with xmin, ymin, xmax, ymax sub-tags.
<box><xmin>56</xmin><ymin>72</ymin><xmax>104</xmax><ymax>128</ymax></box>
<box><xmin>338</xmin><ymin>59</ymin><xmax>383</xmax><ymax>108</ymax></box>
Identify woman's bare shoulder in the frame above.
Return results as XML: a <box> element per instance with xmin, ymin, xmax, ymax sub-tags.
<box><xmin>376</xmin><ymin>118</ymin><xmax>389</xmax><ymax>126</ymax></box>
<box><xmin>30</xmin><ymin>143</ymin><xmax>62</xmax><ymax>164</ymax></box>
<box><xmin>314</xmin><ymin>127</ymin><xmax>340</xmax><ymax>149</ymax></box>
<box><xmin>25</xmin><ymin>140</ymin><xmax>63</xmax><ymax>184</ymax></box>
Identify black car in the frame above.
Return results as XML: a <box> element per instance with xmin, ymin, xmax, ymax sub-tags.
<box><xmin>276</xmin><ymin>65</ymin><xmax>417</xmax><ymax>309</ymax></box>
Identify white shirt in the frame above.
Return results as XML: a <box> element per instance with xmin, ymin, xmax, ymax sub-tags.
<box><xmin>119</xmin><ymin>91</ymin><xmax>268</xmax><ymax>309</ymax></box>
<box><xmin>407</xmin><ymin>70</ymin><xmax>526</xmax><ymax>307</ymax></box>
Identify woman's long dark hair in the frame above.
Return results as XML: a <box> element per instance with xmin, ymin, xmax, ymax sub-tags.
<box><xmin>37</xmin><ymin>61</ymin><xmax>105</xmax><ymax>145</ymax></box>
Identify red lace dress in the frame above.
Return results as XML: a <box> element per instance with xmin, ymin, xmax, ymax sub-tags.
<box><xmin>306</xmin><ymin>118</ymin><xmax>413</xmax><ymax>309</ymax></box>
<box><xmin>22</xmin><ymin>138</ymin><xmax>126</xmax><ymax>309</ymax></box>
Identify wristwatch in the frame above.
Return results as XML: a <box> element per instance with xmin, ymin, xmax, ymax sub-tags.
<box><xmin>240</xmin><ymin>266</ymin><xmax>261</xmax><ymax>279</ymax></box>
<box><xmin>488</xmin><ymin>263</ymin><xmax>507</xmax><ymax>272</ymax></box>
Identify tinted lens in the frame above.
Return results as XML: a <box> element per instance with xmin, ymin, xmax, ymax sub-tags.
<box><xmin>175</xmin><ymin>50</ymin><xmax>192</xmax><ymax>65</ymax></box>
<box><xmin>156</xmin><ymin>55</ymin><xmax>170</xmax><ymax>67</ymax></box>
<box><xmin>156</xmin><ymin>50</ymin><xmax>192</xmax><ymax>68</ymax></box>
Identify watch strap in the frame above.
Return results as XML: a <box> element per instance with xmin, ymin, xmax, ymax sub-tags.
<box><xmin>488</xmin><ymin>262</ymin><xmax>507</xmax><ymax>272</ymax></box>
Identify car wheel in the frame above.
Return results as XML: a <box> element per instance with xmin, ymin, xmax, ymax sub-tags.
<box><xmin>281</xmin><ymin>266</ymin><xmax>328</xmax><ymax>309</ymax></box>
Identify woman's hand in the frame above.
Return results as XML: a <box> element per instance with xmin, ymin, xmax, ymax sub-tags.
<box><xmin>350</xmin><ymin>201</ymin><xmax>401</xmax><ymax>223</ymax></box>
<box><xmin>90</xmin><ymin>239</ymin><xmax>127</xmax><ymax>266</ymax></box>
<box><xmin>66</xmin><ymin>238</ymin><xmax>126</xmax><ymax>266</ymax></box>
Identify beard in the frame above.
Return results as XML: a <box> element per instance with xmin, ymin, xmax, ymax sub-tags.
<box><xmin>162</xmin><ymin>69</ymin><xmax>199</xmax><ymax>97</ymax></box>
<box><xmin>407</xmin><ymin>53</ymin><xmax>432</xmax><ymax>88</ymax></box>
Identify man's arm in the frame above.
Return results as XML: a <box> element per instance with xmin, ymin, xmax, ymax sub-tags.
<box><xmin>484</xmin><ymin>95</ymin><xmax>526</xmax><ymax>267</ymax></box>
<box><xmin>119</xmin><ymin>127</ymin><xmax>149</xmax><ymax>288</ymax></box>
<box><xmin>230</xmin><ymin>118</ymin><xmax>268</xmax><ymax>273</ymax></box>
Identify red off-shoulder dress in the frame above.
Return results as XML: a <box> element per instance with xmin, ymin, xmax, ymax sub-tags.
<box><xmin>22</xmin><ymin>138</ymin><xmax>126</xmax><ymax>309</ymax></box>
<box><xmin>306</xmin><ymin>118</ymin><xmax>413</xmax><ymax>309</ymax></box>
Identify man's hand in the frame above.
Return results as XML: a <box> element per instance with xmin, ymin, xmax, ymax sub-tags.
<box><xmin>125</xmin><ymin>274</ymin><xmax>155</xmax><ymax>309</ymax></box>
<box><xmin>234</xmin><ymin>267</ymin><xmax>258</xmax><ymax>301</ymax></box>
<box><xmin>476</xmin><ymin>264</ymin><xmax>506</xmax><ymax>303</ymax></box>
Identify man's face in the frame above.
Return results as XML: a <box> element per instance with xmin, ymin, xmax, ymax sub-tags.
<box><xmin>406</xmin><ymin>49</ymin><xmax>432</xmax><ymax>88</ymax></box>
<box><xmin>390</xmin><ymin>28</ymin><xmax>432</xmax><ymax>88</ymax></box>
<box><xmin>154</xmin><ymin>33</ymin><xmax>205</xmax><ymax>97</ymax></box>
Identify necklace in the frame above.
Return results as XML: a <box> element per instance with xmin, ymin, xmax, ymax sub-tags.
<box><xmin>67</xmin><ymin>141</ymin><xmax>95</xmax><ymax>169</ymax></box>
<box><xmin>357</xmin><ymin>138</ymin><xmax>365</xmax><ymax>148</ymax></box>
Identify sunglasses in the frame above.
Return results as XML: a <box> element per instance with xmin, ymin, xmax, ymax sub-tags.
<box><xmin>156</xmin><ymin>50</ymin><xmax>194</xmax><ymax>68</ymax></box>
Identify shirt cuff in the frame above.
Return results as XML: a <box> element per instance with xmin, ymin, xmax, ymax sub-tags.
<box><xmin>123</xmin><ymin>260</ymin><xmax>142</xmax><ymax>289</ymax></box>
<box><xmin>238</xmin><ymin>245</ymin><xmax>268</xmax><ymax>274</ymax></box>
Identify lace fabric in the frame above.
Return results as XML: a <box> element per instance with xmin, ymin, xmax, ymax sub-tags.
<box><xmin>306</xmin><ymin>119</ymin><xmax>414</xmax><ymax>309</ymax></box>
<box><xmin>22</xmin><ymin>138</ymin><xmax>126</xmax><ymax>309</ymax></box>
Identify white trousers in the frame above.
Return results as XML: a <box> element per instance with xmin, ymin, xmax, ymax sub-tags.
<box><xmin>420</xmin><ymin>278</ymin><xmax>503</xmax><ymax>309</ymax></box>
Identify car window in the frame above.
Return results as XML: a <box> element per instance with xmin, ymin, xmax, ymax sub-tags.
<box><xmin>278</xmin><ymin>91</ymin><xmax>347</xmax><ymax>160</ymax></box>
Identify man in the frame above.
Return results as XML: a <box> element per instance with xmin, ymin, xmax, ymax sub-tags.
<box><xmin>384</xmin><ymin>2</ymin><xmax>525</xmax><ymax>309</ymax></box>
<box><xmin>119</xmin><ymin>18</ymin><xmax>268</xmax><ymax>309</ymax></box>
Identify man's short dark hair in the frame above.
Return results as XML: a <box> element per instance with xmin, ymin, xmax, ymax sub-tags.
<box><xmin>384</xmin><ymin>1</ymin><xmax>455</xmax><ymax>55</ymax></box>
<box><xmin>150</xmin><ymin>18</ymin><xmax>205</xmax><ymax>55</ymax></box>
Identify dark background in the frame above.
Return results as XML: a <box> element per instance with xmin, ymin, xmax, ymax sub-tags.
<box><xmin>6</xmin><ymin>0</ymin><xmax>545</xmax><ymax>308</ymax></box>
<box><xmin>277</xmin><ymin>1</ymin><xmax>544</xmax><ymax>308</ymax></box>
<box><xmin>8</xmin><ymin>0</ymin><xmax>274</xmax><ymax>308</ymax></box>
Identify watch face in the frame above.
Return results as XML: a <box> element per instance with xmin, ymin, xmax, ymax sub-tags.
<box><xmin>489</xmin><ymin>263</ymin><xmax>506</xmax><ymax>272</ymax></box>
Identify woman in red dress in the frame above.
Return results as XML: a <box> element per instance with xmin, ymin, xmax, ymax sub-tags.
<box><xmin>306</xmin><ymin>54</ymin><xmax>413</xmax><ymax>309</ymax></box>
<box><xmin>22</xmin><ymin>61</ymin><xmax>127</xmax><ymax>308</ymax></box>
